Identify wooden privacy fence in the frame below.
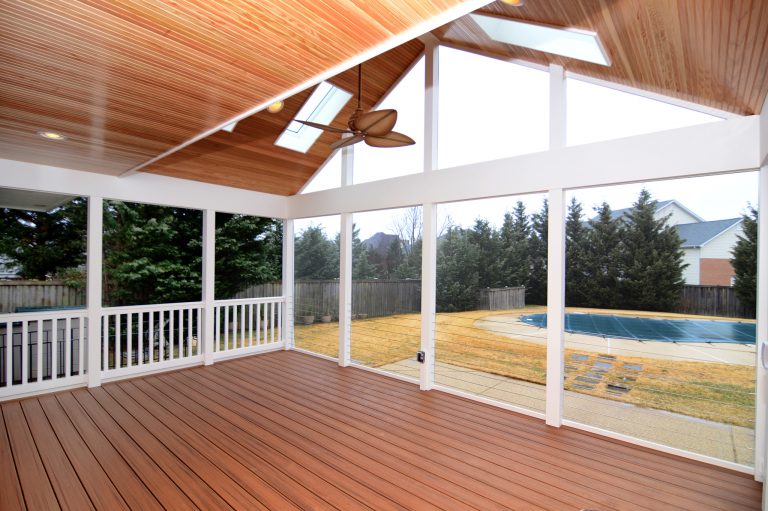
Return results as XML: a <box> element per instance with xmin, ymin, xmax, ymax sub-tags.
<box><xmin>674</xmin><ymin>285</ymin><xmax>753</xmax><ymax>319</ymax></box>
<box><xmin>0</xmin><ymin>281</ymin><xmax>84</xmax><ymax>313</ymax></box>
<box><xmin>239</xmin><ymin>280</ymin><xmax>422</xmax><ymax>319</ymax></box>
<box><xmin>477</xmin><ymin>286</ymin><xmax>526</xmax><ymax>311</ymax></box>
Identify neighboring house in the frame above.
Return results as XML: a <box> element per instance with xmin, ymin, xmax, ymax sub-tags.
<box><xmin>0</xmin><ymin>255</ymin><xmax>20</xmax><ymax>280</ymax></box>
<box><xmin>610</xmin><ymin>200</ymin><xmax>743</xmax><ymax>286</ymax></box>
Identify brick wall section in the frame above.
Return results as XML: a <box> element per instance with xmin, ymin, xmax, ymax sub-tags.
<box><xmin>699</xmin><ymin>258</ymin><xmax>735</xmax><ymax>286</ymax></box>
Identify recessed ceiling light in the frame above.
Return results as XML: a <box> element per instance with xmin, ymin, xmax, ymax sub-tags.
<box><xmin>471</xmin><ymin>13</ymin><xmax>611</xmax><ymax>66</ymax></box>
<box><xmin>501</xmin><ymin>0</ymin><xmax>525</xmax><ymax>6</ymax></box>
<box><xmin>37</xmin><ymin>130</ymin><xmax>67</xmax><ymax>141</ymax></box>
<box><xmin>267</xmin><ymin>101</ymin><xmax>285</xmax><ymax>114</ymax></box>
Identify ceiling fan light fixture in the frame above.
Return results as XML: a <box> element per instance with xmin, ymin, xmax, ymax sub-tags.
<box><xmin>267</xmin><ymin>101</ymin><xmax>284</xmax><ymax>113</ymax></box>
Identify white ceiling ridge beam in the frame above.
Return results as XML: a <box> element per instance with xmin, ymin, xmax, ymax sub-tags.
<box><xmin>0</xmin><ymin>159</ymin><xmax>289</xmax><ymax>219</ymax></box>
<box><xmin>288</xmin><ymin>114</ymin><xmax>761</xmax><ymax>219</ymax></box>
<box><xmin>119</xmin><ymin>0</ymin><xmax>494</xmax><ymax>178</ymax></box>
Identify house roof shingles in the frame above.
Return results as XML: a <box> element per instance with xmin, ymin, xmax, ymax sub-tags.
<box><xmin>674</xmin><ymin>218</ymin><xmax>742</xmax><ymax>248</ymax></box>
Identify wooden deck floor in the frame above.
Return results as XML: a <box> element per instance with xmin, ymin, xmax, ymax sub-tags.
<box><xmin>1</xmin><ymin>350</ymin><xmax>762</xmax><ymax>511</ymax></box>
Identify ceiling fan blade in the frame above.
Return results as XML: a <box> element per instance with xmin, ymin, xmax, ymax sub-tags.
<box><xmin>295</xmin><ymin>120</ymin><xmax>351</xmax><ymax>134</ymax></box>
<box><xmin>355</xmin><ymin>109</ymin><xmax>397</xmax><ymax>136</ymax></box>
<box><xmin>364</xmin><ymin>131</ymin><xmax>415</xmax><ymax>148</ymax></box>
<box><xmin>330</xmin><ymin>134</ymin><xmax>364</xmax><ymax>150</ymax></box>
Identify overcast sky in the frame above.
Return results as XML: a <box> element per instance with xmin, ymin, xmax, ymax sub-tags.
<box><xmin>298</xmin><ymin>47</ymin><xmax>757</xmax><ymax>240</ymax></box>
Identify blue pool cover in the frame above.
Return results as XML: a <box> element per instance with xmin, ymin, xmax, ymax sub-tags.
<box><xmin>520</xmin><ymin>313</ymin><xmax>755</xmax><ymax>344</ymax></box>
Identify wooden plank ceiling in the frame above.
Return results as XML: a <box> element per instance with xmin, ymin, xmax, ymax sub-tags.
<box><xmin>1</xmin><ymin>1</ymin><xmax>767</xmax><ymax>196</ymax></box>
<box><xmin>435</xmin><ymin>0</ymin><xmax>768</xmax><ymax>116</ymax></box>
<box><xmin>0</xmin><ymin>0</ymin><xmax>458</xmax><ymax>179</ymax></box>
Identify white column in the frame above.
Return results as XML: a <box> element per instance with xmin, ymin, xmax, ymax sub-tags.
<box><xmin>282</xmin><ymin>219</ymin><xmax>295</xmax><ymax>349</ymax></box>
<box><xmin>339</xmin><ymin>141</ymin><xmax>354</xmax><ymax>366</ymax></box>
<box><xmin>546</xmin><ymin>188</ymin><xmax>566</xmax><ymax>426</ymax></box>
<box><xmin>420</xmin><ymin>38</ymin><xmax>439</xmax><ymax>390</ymax></box>
<box><xmin>86</xmin><ymin>196</ymin><xmax>103</xmax><ymax>387</ymax></box>
<box><xmin>549</xmin><ymin>64</ymin><xmax>566</xmax><ymax>150</ymax></box>
<box><xmin>756</xmin><ymin>165</ymin><xmax>768</xmax><ymax>484</ymax></box>
<box><xmin>421</xmin><ymin>203</ymin><xmax>438</xmax><ymax>390</ymax></box>
<box><xmin>202</xmin><ymin>209</ymin><xmax>215</xmax><ymax>365</ymax></box>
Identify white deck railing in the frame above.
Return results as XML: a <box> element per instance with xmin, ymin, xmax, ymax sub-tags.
<box><xmin>0</xmin><ymin>309</ymin><xmax>88</xmax><ymax>399</ymax></box>
<box><xmin>100</xmin><ymin>302</ymin><xmax>204</xmax><ymax>380</ymax></box>
<box><xmin>213</xmin><ymin>297</ymin><xmax>283</xmax><ymax>360</ymax></box>
<box><xmin>0</xmin><ymin>296</ymin><xmax>286</xmax><ymax>399</ymax></box>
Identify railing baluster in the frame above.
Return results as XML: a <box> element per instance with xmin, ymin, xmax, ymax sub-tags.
<box><xmin>51</xmin><ymin>319</ymin><xmax>58</xmax><ymax>380</ymax></box>
<box><xmin>65</xmin><ymin>317</ymin><xmax>71</xmax><ymax>377</ymax></box>
<box><xmin>278</xmin><ymin>301</ymin><xmax>282</xmax><ymax>343</ymax></box>
<box><xmin>255</xmin><ymin>303</ymin><xmax>261</xmax><ymax>345</ymax></box>
<box><xmin>168</xmin><ymin>309</ymin><xmax>176</xmax><ymax>360</ymax></box>
<box><xmin>263</xmin><ymin>303</ymin><xmax>268</xmax><ymax>344</ymax></box>
<box><xmin>77</xmin><ymin>316</ymin><xmax>84</xmax><ymax>377</ymax></box>
<box><xmin>214</xmin><ymin>305</ymin><xmax>219</xmax><ymax>353</ymax></box>
<box><xmin>21</xmin><ymin>321</ymin><xmax>28</xmax><ymax>384</ymax></box>
<box><xmin>240</xmin><ymin>304</ymin><xmax>245</xmax><ymax>349</ymax></box>
<box><xmin>36</xmin><ymin>319</ymin><xmax>43</xmax><ymax>382</ymax></box>
<box><xmin>248</xmin><ymin>303</ymin><xmax>254</xmax><ymax>347</ymax></box>
<box><xmin>186</xmin><ymin>308</ymin><xmax>192</xmax><ymax>358</ymax></box>
<box><xmin>270</xmin><ymin>302</ymin><xmax>275</xmax><ymax>343</ymax></box>
<box><xmin>224</xmin><ymin>305</ymin><xmax>230</xmax><ymax>351</ymax></box>
<box><xmin>138</xmin><ymin>312</ymin><xmax>144</xmax><ymax>366</ymax></box>
<box><xmin>116</xmin><ymin>313</ymin><xmax>122</xmax><ymax>369</ymax></box>
<box><xmin>4</xmin><ymin>321</ymin><xmax>10</xmax><ymax>387</ymax></box>
<box><xmin>159</xmin><ymin>310</ymin><xmax>165</xmax><ymax>363</ymax></box>
<box><xmin>127</xmin><ymin>312</ymin><xmax>133</xmax><ymax>368</ymax></box>
<box><xmin>148</xmin><ymin>312</ymin><xmax>154</xmax><ymax>364</ymax></box>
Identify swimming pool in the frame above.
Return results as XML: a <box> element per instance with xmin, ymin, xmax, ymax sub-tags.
<box><xmin>519</xmin><ymin>313</ymin><xmax>755</xmax><ymax>344</ymax></box>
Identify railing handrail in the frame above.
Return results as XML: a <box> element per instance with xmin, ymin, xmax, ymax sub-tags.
<box><xmin>0</xmin><ymin>309</ymin><xmax>88</xmax><ymax>321</ymax></box>
<box><xmin>214</xmin><ymin>296</ymin><xmax>284</xmax><ymax>306</ymax></box>
<box><xmin>102</xmin><ymin>301</ymin><xmax>204</xmax><ymax>314</ymax></box>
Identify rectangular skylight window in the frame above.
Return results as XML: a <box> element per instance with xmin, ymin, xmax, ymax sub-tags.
<box><xmin>470</xmin><ymin>13</ymin><xmax>610</xmax><ymax>66</ymax></box>
<box><xmin>275</xmin><ymin>82</ymin><xmax>352</xmax><ymax>153</ymax></box>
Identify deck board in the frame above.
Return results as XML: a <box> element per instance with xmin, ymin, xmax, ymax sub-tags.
<box><xmin>0</xmin><ymin>350</ymin><xmax>762</xmax><ymax>511</ymax></box>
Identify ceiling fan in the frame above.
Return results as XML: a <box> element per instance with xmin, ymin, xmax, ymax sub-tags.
<box><xmin>297</xmin><ymin>64</ymin><xmax>415</xmax><ymax>151</ymax></box>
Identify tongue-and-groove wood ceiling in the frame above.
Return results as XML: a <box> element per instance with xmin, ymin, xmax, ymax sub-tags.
<box><xmin>1</xmin><ymin>1</ymin><xmax>767</xmax><ymax>196</ymax></box>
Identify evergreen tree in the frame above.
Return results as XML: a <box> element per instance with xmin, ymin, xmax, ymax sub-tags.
<box><xmin>565</xmin><ymin>197</ymin><xmax>590</xmax><ymax>306</ymax></box>
<box><xmin>731</xmin><ymin>207</ymin><xmax>757</xmax><ymax>313</ymax></box>
<box><xmin>394</xmin><ymin>238</ymin><xmax>422</xmax><ymax>279</ymax></box>
<box><xmin>468</xmin><ymin>218</ymin><xmax>502</xmax><ymax>288</ymax></box>
<box><xmin>352</xmin><ymin>225</ymin><xmax>377</xmax><ymax>279</ymax></box>
<box><xmin>619</xmin><ymin>189</ymin><xmax>686</xmax><ymax>311</ymax></box>
<box><xmin>527</xmin><ymin>200</ymin><xmax>548</xmax><ymax>305</ymax></box>
<box><xmin>0</xmin><ymin>198</ymin><xmax>87</xmax><ymax>279</ymax></box>
<box><xmin>102</xmin><ymin>201</ymin><xmax>203</xmax><ymax>305</ymax></box>
<box><xmin>436</xmin><ymin>227</ymin><xmax>479</xmax><ymax>312</ymax></box>
<box><xmin>294</xmin><ymin>225</ymin><xmax>338</xmax><ymax>280</ymax></box>
<box><xmin>583</xmin><ymin>202</ymin><xmax>622</xmax><ymax>308</ymax></box>
<box><xmin>499</xmin><ymin>201</ymin><xmax>531</xmax><ymax>288</ymax></box>
<box><xmin>383</xmin><ymin>238</ymin><xmax>405</xmax><ymax>279</ymax></box>
<box><xmin>214</xmin><ymin>213</ymin><xmax>282</xmax><ymax>298</ymax></box>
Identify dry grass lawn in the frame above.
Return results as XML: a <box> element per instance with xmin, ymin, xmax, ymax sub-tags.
<box><xmin>295</xmin><ymin>307</ymin><xmax>755</xmax><ymax>428</ymax></box>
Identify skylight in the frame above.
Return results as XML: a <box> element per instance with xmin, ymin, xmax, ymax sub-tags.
<box><xmin>470</xmin><ymin>13</ymin><xmax>610</xmax><ymax>66</ymax></box>
<box><xmin>275</xmin><ymin>82</ymin><xmax>352</xmax><ymax>153</ymax></box>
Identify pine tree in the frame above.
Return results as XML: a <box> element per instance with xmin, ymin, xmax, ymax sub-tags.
<box><xmin>527</xmin><ymin>200</ymin><xmax>548</xmax><ymax>305</ymax></box>
<box><xmin>352</xmin><ymin>225</ymin><xmax>376</xmax><ymax>279</ymax></box>
<box><xmin>468</xmin><ymin>218</ymin><xmax>502</xmax><ymax>288</ymax></box>
<box><xmin>565</xmin><ymin>197</ymin><xmax>590</xmax><ymax>307</ymax></box>
<box><xmin>294</xmin><ymin>225</ymin><xmax>338</xmax><ymax>280</ymax></box>
<box><xmin>583</xmin><ymin>202</ymin><xmax>622</xmax><ymax>308</ymax></box>
<box><xmin>436</xmin><ymin>227</ymin><xmax>479</xmax><ymax>312</ymax></box>
<box><xmin>619</xmin><ymin>189</ymin><xmax>686</xmax><ymax>311</ymax></box>
<box><xmin>499</xmin><ymin>201</ymin><xmax>531</xmax><ymax>288</ymax></box>
<box><xmin>731</xmin><ymin>207</ymin><xmax>757</xmax><ymax>313</ymax></box>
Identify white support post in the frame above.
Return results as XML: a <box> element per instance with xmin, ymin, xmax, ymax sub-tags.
<box><xmin>339</xmin><ymin>213</ymin><xmax>353</xmax><ymax>367</ymax></box>
<box><xmin>86</xmin><ymin>196</ymin><xmax>103</xmax><ymax>387</ymax></box>
<box><xmin>419</xmin><ymin>38</ymin><xmax>439</xmax><ymax>390</ymax></box>
<box><xmin>549</xmin><ymin>63</ymin><xmax>566</xmax><ymax>150</ymax></box>
<box><xmin>421</xmin><ymin>203</ymin><xmax>437</xmax><ymax>390</ymax></box>
<box><xmin>339</xmin><ymin>140</ymin><xmax>354</xmax><ymax>366</ymax></box>
<box><xmin>282</xmin><ymin>219</ymin><xmax>295</xmax><ymax>350</ymax></box>
<box><xmin>756</xmin><ymin>165</ymin><xmax>768</xmax><ymax>485</ymax></box>
<box><xmin>546</xmin><ymin>188</ymin><xmax>566</xmax><ymax>427</ymax></box>
<box><xmin>202</xmin><ymin>209</ymin><xmax>215</xmax><ymax>365</ymax></box>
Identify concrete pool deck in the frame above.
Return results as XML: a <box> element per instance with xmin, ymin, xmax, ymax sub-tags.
<box><xmin>474</xmin><ymin>314</ymin><xmax>756</xmax><ymax>366</ymax></box>
<box><xmin>379</xmin><ymin>357</ymin><xmax>755</xmax><ymax>466</ymax></box>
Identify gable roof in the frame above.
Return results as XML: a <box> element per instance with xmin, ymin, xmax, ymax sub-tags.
<box><xmin>675</xmin><ymin>218</ymin><xmax>742</xmax><ymax>248</ymax></box>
